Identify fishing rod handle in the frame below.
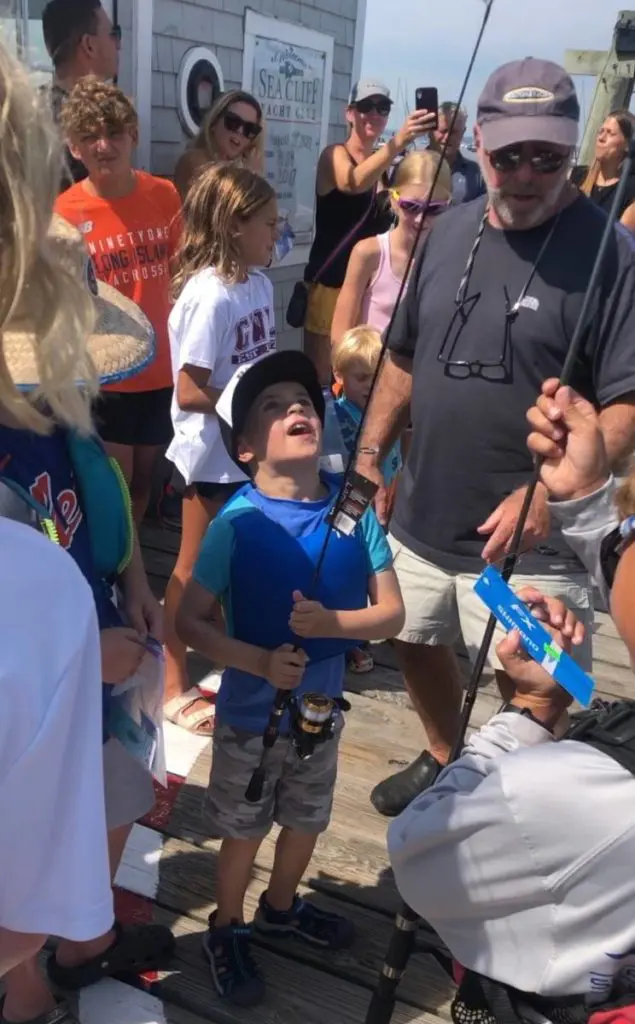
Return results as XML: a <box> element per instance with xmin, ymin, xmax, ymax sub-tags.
<box><xmin>363</xmin><ymin>904</ymin><xmax>419</xmax><ymax>1024</ymax></box>
<box><xmin>244</xmin><ymin>689</ymin><xmax>289</xmax><ymax>803</ymax></box>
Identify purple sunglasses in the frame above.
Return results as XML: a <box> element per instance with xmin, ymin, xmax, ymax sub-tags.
<box><xmin>391</xmin><ymin>191</ymin><xmax>450</xmax><ymax>216</ymax></box>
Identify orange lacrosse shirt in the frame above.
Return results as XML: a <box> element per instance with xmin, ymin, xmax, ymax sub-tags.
<box><xmin>55</xmin><ymin>170</ymin><xmax>183</xmax><ymax>393</ymax></box>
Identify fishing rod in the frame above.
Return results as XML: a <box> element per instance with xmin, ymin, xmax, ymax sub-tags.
<box><xmin>244</xmin><ymin>0</ymin><xmax>496</xmax><ymax>804</ymax></box>
<box><xmin>363</xmin><ymin>133</ymin><xmax>635</xmax><ymax>1024</ymax></box>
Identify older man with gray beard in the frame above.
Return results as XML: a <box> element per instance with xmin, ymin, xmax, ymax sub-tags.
<box><xmin>356</xmin><ymin>58</ymin><xmax>635</xmax><ymax>818</ymax></box>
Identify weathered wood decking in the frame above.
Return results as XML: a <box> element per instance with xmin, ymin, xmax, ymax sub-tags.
<box><xmin>42</xmin><ymin>522</ymin><xmax>634</xmax><ymax>1024</ymax></box>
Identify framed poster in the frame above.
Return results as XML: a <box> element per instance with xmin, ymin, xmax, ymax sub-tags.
<box><xmin>243</xmin><ymin>11</ymin><xmax>334</xmax><ymax>268</ymax></box>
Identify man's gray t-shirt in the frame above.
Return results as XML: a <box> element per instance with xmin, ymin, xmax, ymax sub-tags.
<box><xmin>389</xmin><ymin>194</ymin><xmax>635</xmax><ymax>574</ymax></box>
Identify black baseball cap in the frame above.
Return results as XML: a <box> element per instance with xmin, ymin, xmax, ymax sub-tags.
<box><xmin>217</xmin><ymin>350</ymin><xmax>325</xmax><ymax>469</ymax></box>
<box><xmin>476</xmin><ymin>57</ymin><xmax>580</xmax><ymax>151</ymax></box>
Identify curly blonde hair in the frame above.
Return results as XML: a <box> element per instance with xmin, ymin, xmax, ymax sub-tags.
<box><xmin>61</xmin><ymin>74</ymin><xmax>138</xmax><ymax>138</ymax></box>
<box><xmin>0</xmin><ymin>44</ymin><xmax>97</xmax><ymax>435</ymax></box>
<box><xmin>191</xmin><ymin>90</ymin><xmax>264</xmax><ymax>173</ymax></box>
<box><xmin>172</xmin><ymin>162</ymin><xmax>277</xmax><ymax>294</ymax></box>
<box><xmin>332</xmin><ymin>325</ymin><xmax>382</xmax><ymax>375</ymax></box>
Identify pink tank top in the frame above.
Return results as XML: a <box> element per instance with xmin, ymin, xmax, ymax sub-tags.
<box><xmin>360</xmin><ymin>231</ymin><xmax>403</xmax><ymax>334</ymax></box>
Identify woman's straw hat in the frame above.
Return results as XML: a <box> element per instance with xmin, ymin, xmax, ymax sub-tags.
<box><xmin>3</xmin><ymin>214</ymin><xmax>155</xmax><ymax>390</ymax></box>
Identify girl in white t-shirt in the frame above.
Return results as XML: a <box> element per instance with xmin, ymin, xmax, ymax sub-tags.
<box><xmin>164</xmin><ymin>163</ymin><xmax>278</xmax><ymax>732</ymax></box>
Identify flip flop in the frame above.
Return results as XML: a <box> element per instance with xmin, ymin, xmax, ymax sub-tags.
<box><xmin>164</xmin><ymin>685</ymin><xmax>215</xmax><ymax>735</ymax></box>
<box><xmin>0</xmin><ymin>996</ymin><xmax>77</xmax><ymax>1024</ymax></box>
<box><xmin>46</xmin><ymin>921</ymin><xmax>175</xmax><ymax>991</ymax></box>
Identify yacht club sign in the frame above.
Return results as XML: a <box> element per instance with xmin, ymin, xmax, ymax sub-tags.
<box><xmin>243</xmin><ymin>13</ymin><xmax>334</xmax><ymax>259</ymax></box>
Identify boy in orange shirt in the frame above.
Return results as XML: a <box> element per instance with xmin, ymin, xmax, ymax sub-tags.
<box><xmin>55</xmin><ymin>76</ymin><xmax>182</xmax><ymax>523</ymax></box>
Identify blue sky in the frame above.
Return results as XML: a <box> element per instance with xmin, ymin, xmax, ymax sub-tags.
<box><xmin>360</xmin><ymin>0</ymin><xmax>620</xmax><ymax>132</ymax></box>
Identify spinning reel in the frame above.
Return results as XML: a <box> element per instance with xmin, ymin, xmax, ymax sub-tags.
<box><xmin>288</xmin><ymin>692</ymin><xmax>351</xmax><ymax>760</ymax></box>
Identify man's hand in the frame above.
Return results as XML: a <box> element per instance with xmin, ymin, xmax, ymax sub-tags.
<box><xmin>260</xmin><ymin>643</ymin><xmax>308</xmax><ymax>690</ymax></box>
<box><xmin>496</xmin><ymin>587</ymin><xmax>585</xmax><ymax>729</ymax></box>
<box><xmin>101</xmin><ymin>627</ymin><xmax>147</xmax><ymax>684</ymax></box>
<box><xmin>289</xmin><ymin>591</ymin><xmax>337</xmax><ymax>638</ymax></box>
<box><xmin>478</xmin><ymin>484</ymin><xmax>550</xmax><ymax>563</ymax></box>
<box><xmin>526</xmin><ymin>379</ymin><xmax>610</xmax><ymax>501</ymax></box>
<box><xmin>355</xmin><ymin>459</ymin><xmax>388</xmax><ymax>526</ymax></box>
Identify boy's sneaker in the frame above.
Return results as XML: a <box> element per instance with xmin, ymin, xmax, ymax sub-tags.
<box><xmin>201</xmin><ymin>914</ymin><xmax>265</xmax><ymax>1007</ymax></box>
<box><xmin>254</xmin><ymin>891</ymin><xmax>355</xmax><ymax>950</ymax></box>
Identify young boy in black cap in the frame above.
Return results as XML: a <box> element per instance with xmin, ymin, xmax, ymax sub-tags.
<box><xmin>177</xmin><ymin>349</ymin><xmax>404</xmax><ymax>1007</ymax></box>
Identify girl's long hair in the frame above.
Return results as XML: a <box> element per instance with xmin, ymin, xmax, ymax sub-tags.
<box><xmin>580</xmin><ymin>110</ymin><xmax>635</xmax><ymax>196</ymax></box>
<box><xmin>393</xmin><ymin>150</ymin><xmax>452</xmax><ymax>198</ymax></box>
<box><xmin>172</xmin><ymin>162</ymin><xmax>277</xmax><ymax>295</ymax></box>
<box><xmin>190</xmin><ymin>90</ymin><xmax>265</xmax><ymax>174</ymax></box>
<box><xmin>0</xmin><ymin>44</ymin><xmax>97</xmax><ymax>434</ymax></box>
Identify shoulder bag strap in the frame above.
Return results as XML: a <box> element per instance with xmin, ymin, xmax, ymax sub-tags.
<box><xmin>311</xmin><ymin>167</ymin><xmax>379</xmax><ymax>285</ymax></box>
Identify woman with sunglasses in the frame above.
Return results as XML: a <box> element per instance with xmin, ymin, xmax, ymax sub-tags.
<box><xmin>571</xmin><ymin>111</ymin><xmax>635</xmax><ymax>231</ymax></box>
<box><xmin>174</xmin><ymin>90</ymin><xmax>264</xmax><ymax>201</ymax></box>
<box><xmin>331</xmin><ymin>150</ymin><xmax>452</xmax><ymax>345</ymax></box>
<box><xmin>302</xmin><ymin>80</ymin><xmax>434</xmax><ymax>385</ymax></box>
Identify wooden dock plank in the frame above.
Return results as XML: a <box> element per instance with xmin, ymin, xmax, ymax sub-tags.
<box><xmin>150</xmin><ymin>905</ymin><xmax>450</xmax><ymax>1024</ymax></box>
<box><xmin>134</xmin><ymin>521</ymin><xmax>633</xmax><ymax>1024</ymax></box>
<box><xmin>150</xmin><ymin>831</ymin><xmax>453</xmax><ymax>1014</ymax></box>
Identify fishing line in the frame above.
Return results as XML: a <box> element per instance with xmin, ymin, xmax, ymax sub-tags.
<box><xmin>245</xmin><ymin>0</ymin><xmax>495</xmax><ymax>802</ymax></box>
<box><xmin>363</xmin><ymin>120</ymin><xmax>635</xmax><ymax>1024</ymax></box>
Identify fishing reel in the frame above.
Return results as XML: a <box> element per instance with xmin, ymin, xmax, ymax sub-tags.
<box><xmin>288</xmin><ymin>692</ymin><xmax>351</xmax><ymax>760</ymax></box>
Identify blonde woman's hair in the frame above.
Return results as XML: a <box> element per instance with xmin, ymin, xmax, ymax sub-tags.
<box><xmin>0</xmin><ymin>44</ymin><xmax>97</xmax><ymax>435</ymax></box>
<box><xmin>172</xmin><ymin>162</ymin><xmax>277</xmax><ymax>294</ymax></box>
<box><xmin>61</xmin><ymin>74</ymin><xmax>139</xmax><ymax>138</ymax></box>
<box><xmin>191</xmin><ymin>90</ymin><xmax>265</xmax><ymax>174</ymax></box>
<box><xmin>332</xmin><ymin>325</ymin><xmax>382</xmax><ymax>374</ymax></box>
<box><xmin>393</xmin><ymin>150</ymin><xmax>452</xmax><ymax>199</ymax></box>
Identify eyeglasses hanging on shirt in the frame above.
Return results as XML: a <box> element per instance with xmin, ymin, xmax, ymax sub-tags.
<box><xmin>437</xmin><ymin>206</ymin><xmax>562</xmax><ymax>381</ymax></box>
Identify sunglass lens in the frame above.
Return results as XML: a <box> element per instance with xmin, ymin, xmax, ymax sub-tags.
<box><xmin>357</xmin><ymin>100</ymin><xmax>390</xmax><ymax>116</ymax></box>
<box><xmin>224</xmin><ymin>112</ymin><xmax>241</xmax><ymax>132</ymax></box>
<box><xmin>399</xmin><ymin>200</ymin><xmax>423</xmax><ymax>214</ymax></box>
<box><xmin>224</xmin><ymin>112</ymin><xmax>261</xmax><ymax>140</ymax></box>
<box><xmin>533</xmin><ymin>151</ymin><xmax>566</xmax><ymax>173</ymax></box>
<box><xmin>490</xmin><ymin>147</ymin><xmax>520</xmax><ymax>172</ymax></box>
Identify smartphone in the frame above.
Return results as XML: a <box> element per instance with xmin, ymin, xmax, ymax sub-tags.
<box><xmin>415</xmin><ymin>87</ymin><xmax>439</xmax><ymax>129</ymax></box>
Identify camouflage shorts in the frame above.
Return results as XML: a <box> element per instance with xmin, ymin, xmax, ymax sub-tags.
<box><xmin>203</xmin><ymin>722</ymin><xmax>342</xmax><ymax>839</ymax></box>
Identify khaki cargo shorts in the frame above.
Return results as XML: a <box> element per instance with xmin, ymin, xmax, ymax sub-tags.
<box><xmin>388</xmin><ymin>534</ymin><xmax>594</xmax><ymax>673</ymax></box>
<box><xmin>203</xmin><ymin>721</ymin><xmax>342</xmax><ymax>840</ymax></box>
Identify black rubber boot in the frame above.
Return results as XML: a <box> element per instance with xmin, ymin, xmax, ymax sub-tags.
<box><xmin>370</xmin><ymin>751</ymin><xmax>442</xmax><ymax>817</ymax></box>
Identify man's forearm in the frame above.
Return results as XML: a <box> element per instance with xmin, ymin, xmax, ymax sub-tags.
<box><xmin>357</xmin><ymin>352</ymin><xmax>413</xmax><ymax>467</ymax></box>
<box><xmin>599</xmin><ymin>397</ymin><xmax>635</xmax><ymax>469</ymax></box>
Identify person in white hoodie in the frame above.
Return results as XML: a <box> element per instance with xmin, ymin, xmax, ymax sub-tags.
<box><xmin>388</xmin><ymin>378</ymin><xmax>635</xmax><ymax>1019</ymax></box>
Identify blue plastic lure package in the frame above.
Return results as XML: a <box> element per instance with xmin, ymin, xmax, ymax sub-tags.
<box><xmin>474</xmin><ymin>565</ymin><xmax>595</xmax><ymax>707</ymax></box>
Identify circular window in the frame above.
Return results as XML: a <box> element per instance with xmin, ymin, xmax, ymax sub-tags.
<box><xmin>177</xmin><ymin>47</ymin><xmax>225</xmax><ymax>137</ymax></box>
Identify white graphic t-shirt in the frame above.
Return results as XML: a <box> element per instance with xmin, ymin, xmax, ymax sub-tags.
<box><xmin>167</xmin><ymin>267</ymin><xmax>276</xmax><ymax>484</ymax></box>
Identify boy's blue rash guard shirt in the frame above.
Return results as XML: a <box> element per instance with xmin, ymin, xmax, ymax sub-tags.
<box><xmin>193</xmin><ymin>472</ymin><xmax>392</xmax><ymax>733</ymax></box>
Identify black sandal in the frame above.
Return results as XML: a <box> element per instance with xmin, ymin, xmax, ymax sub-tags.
<box><xmin>46</xmin><ymin>921</ymin><xmax>175</xmax><ymax>991</ymax></box>
<box><xmin>0</xmin><ymin>996</ymin><xmax>77</xmax><ymax>1024</ymax></box>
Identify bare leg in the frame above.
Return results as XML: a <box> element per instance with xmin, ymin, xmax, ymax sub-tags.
<box><xmin>370</xmin><ymin>642</ymin><xmax>464</xmax><ymax>817</ymax></box>
<box><xmin>265</xmin><ymin>829</ymin><xmax>318</xmax><ymax>911</ymax></box>
<box><xmin>163</xmin><ymin>488</ymin><xmax>223</xmax><ymax>717</ymax></box>
<box><xmin>215</xmin><ymin>837</ymin><xmax>264</xmax><ymax>927</ymax></box>
<box><xmin>2</xmin><ymin>957</ymin><xmax>55</xmax><ymax>1022</ymax></box>
<box><xmin>303</xmin><ymin>329</ymin><xmax>332</xmax><ymax>387</ymax></box>
<box><xmin>130</xmin><ymin>444</ymin><xmax>161</xmax><ymax>525</ymax></box>
<box><xmin>394</xmin><ymin>640</ymin><xmax>463</xmax><ymax>764</ymax></box>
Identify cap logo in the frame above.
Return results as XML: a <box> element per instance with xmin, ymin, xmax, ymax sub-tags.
<box><xmin>503</xmin><ymin>87</ymin><xmax>555</xmax><ymax>104</ymax></box>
